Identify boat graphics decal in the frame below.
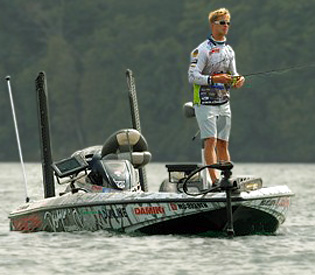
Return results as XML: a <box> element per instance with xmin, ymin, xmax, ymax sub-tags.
<box><xmin>9</xmin><ymin>185</ymin><xmax>293</xmax><ymax>233</ymax></box>
<box><xmin>43</xmin><ymin>208</ymin><xmax>84</xmax><ymax>232</ymax></box>
<box><xmin>10</xmin><ymin>200</ymin><xmax>224</xmax><ymax>232</ymax></box>
<box><xmin>42</xmin><ymin>201</ymin><xmax>222</xmax><ymax>232</ymax></box>
<box><xmin>134</xmin><ymin>206</ymin><xmax>165</xmax><ymax>215</ymax></box>
<box><xmin>171</xmin><ymin>202</ymin><xmax>208</xmax><ymax>210</ymax></box>
<box><xmin>11</xmin><ymin>213</ymin><xmax>43</xmax><ymax>232</ymax></box>
<box><xmin>240</xmin><ymin>196</ymin><xmax>291</xmax><ymax>224</ymax></box>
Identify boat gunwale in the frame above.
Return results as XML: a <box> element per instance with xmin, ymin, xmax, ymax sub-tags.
<box><xmin>8</xmin><ymin>189</ymin><xmax>294</xmax><ymax>218</ymax></box>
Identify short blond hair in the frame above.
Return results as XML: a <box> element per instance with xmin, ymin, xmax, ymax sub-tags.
<box><xmin>208</xmin><ymin>8</ymin><xmax>230</xmax><ymax>24</ymax></box>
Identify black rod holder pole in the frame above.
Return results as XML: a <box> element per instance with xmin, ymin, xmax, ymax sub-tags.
<box><xmin>126</xmin><ymin>69</ymin><xmax>148</xmax><ymax>192</ymax></box>
<box><xmin>35</xmin><ymin>72</ymin><xmax>55</xmax><ymax>198</ymax></box>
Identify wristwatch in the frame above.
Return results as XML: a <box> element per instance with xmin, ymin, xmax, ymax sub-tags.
<box><xmin>208</xmin><ymin>76</ymin><xmax>213</xmax><ymax>85</ymax></box>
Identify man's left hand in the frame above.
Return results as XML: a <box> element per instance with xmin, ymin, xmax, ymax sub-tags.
<box><xmin>233</xmin><ymin>76</ymin><xmax>245</xmax><ymax>88</ymax></box>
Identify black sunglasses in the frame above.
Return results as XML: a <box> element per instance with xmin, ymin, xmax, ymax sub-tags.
<box><xmin>214</xmin><ymin>20</ymin><xmax>231</xmax><ymax>26</ymax></box>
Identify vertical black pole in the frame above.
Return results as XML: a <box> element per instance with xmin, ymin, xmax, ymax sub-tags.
<box><xmin>126</xmin><ymin>69</ymin><xmax>148</xmax><ymax>192</ymax></box>
<box><xmin>35</xmin><ymin>72</ymin><xmax>55</xmax><ymax>198</ymax></box>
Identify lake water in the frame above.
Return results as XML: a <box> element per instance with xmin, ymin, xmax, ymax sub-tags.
<box><xmin>0</xmin><ymin>162</ymin><xmax>314</xmax><ymax>275</ymax></box>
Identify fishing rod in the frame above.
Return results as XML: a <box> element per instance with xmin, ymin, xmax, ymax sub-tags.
<box><xmin>242</xmin><ymin>62</ymin><xmax>315</xmax><ymax>78</ymax></box>
<box><xmin>6</xmin><ymin>76</ymin><xmax>30</xmax><ymax>203</ymax></box>
<box><xmin>228</xmin><ymin>62</ymin><xmax>315</xmax><ymax>86</ymax></box>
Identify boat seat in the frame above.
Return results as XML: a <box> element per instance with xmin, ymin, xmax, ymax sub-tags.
<box><xmin>71</xmin><ymin>145</ymin><xmax>102</xmax><ymax>165</ymax></box>
<box><xmin>104</xmin><ymin>152</ymin><xmax>151</xmax><ymax>168</ymax></box>
<box><xmin>101</xmin><ymin>129</ymin><xmax>151</xmax><ymax>168</ymax></box>
<box><xmin>183</xmin><ymin>102</ymin><xmax>195</xmax><ymax>118</ymax></box>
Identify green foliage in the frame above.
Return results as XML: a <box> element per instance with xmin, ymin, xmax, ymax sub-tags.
<box><xmin>1</xmin><ymin>0</ymin><xmax>315</xmax><ymax>162</ymax></box>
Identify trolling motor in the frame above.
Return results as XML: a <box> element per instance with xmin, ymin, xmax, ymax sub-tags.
<box><xmin>181</xmin><ymin>161</ymin><xmax>236</xmax><ymax>236</ymax></box>
<box><xmin>182</xmin><ymin>102</ymin><xmax>238</xmax><ymax>235</ymax></box>
<box><xmin>209</xmin><ymin>162</ymin><xmax>235</xmax><ymax>237</ymax></box>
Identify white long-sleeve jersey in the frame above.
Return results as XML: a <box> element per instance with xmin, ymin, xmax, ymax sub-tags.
<box><xmin>188</xmin><ymin>37</ymin><xmax>238</xmax><ymax>105</ymax></box>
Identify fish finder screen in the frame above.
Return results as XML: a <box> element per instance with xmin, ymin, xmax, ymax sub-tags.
<box><xmin>52</xmin><ymin>155</ymin><xmax>88</xmax><ymax>178</ymax></box>
<box><xmin>56</xmin><ymin>158</ymin><xmax>81</xmax><ymax>173</ymax></box>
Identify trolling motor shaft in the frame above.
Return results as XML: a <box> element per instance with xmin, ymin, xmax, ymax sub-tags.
<box><xmin>209</xmin><ymin>162</ymin><xmax>235</xmax><ymax>236</ymax></box>
<box><xmin>212</xmin><ymin>162</ymin><xmax>235</xmax><ymax>236</ymax></box>
<box><xmin>181</xmin><ymin>161</ymin><xmax>235</xmax><ymax>236</ymax></box>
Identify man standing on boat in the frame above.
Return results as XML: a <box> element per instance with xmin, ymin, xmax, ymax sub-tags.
<box><xmin>188</xmin><ymin>8</ymin><xmax>245</xmax><ymax>186</ymax></box>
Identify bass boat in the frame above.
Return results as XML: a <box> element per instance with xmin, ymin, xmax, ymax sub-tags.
<box><xmin>8</xmin><ymin>71</ymin><xmax>294</xmax><ymax>237</ymax></box>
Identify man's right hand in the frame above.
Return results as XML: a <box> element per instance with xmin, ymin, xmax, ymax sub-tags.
<box><xmin>212</xmin><ymin>74</ymin><xmax>232</xmax><ymax>84</ymax></box>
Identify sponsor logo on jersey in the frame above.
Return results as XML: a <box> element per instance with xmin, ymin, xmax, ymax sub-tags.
<box><xmin>209</xmin><ymin>48</ymin><xmax>220</xmax><ymax>55</ymax></box>
<box><xmin>192</xmin><ymin>49</ymin><xmax>199</xmax><ymax>57</ymax></box>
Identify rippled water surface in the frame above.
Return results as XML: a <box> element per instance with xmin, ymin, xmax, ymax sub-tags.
<box><xmin>0</xmin><ymin>163</ymin><xmax>314</xmax><ymax>275</ymax></box>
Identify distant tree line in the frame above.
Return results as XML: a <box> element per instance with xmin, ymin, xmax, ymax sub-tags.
<box><xmin>0</xmin><ymin>0</ymin><xmax>315</xmax><ymax>162</ymax></box>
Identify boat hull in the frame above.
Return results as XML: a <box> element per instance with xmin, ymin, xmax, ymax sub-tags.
<box><xmin>9</xmin><ymin>186</ymin><xmax>293</xmax><ymax>236</ymax></box>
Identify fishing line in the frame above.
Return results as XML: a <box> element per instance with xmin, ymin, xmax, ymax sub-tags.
<box><xmin>243</xmin><ymin>62</ymin><xmax>315</xmax><ymax>78</ymax></box>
